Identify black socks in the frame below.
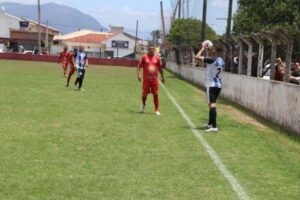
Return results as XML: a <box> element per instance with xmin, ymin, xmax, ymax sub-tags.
<box><xmin>209</xmin><ymin>107</ymin><xmax>217</xmax><ymax>128</ymax></box>
<box><xmin>75</xmin><ymin>78</ymin><xmax>79</xmax><ymax>86</ymax></box>
<box><xmin>78</xmin><ymin>78</ymin><xmax>83</xmax><ymax>89</ymax></box>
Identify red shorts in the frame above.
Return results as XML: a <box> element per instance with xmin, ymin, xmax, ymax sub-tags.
<box><xmin>143</xmin><ymin>80</ymin><xmax>158</xmax><ymax>96</ymax></box>
<box><xmin>62</xmin><ymin>62</ymin><xmax>68</xmax><ymax>69</ymax></box>
<box><xmin>69</xmin><ymin>66</ymin><xmax>76</xmax><ymax>75</ymax></box>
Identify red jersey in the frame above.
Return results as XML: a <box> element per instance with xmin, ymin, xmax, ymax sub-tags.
<box><xmin>69</xmin><ymin>53</ymin><xmax>75</xmax><ymax>67</ymax></box>
<box><xmin>60</xmin><ymin>50</ymin><xmax>70</xmax><ymax>65</ymax></box>
<box><xmin>139</xmin><ymin>54</ymin><xmax>162</xmax><ymax>82</ymax></box>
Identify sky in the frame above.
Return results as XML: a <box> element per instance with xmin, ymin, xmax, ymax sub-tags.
<box><xmin>0</xmin><ymin>0</ymin><xmax>238</xmax><ymax>39</ymax></box>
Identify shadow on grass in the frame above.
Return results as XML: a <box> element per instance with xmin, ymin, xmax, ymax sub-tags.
<box><xmin>164</xmin><ymin>74</ymin><xmax>179</xmax><ymax>79</ymax></box>
<box><xmin>180</xmin><ymin>126</ymin><xmax>222</xmax><ymax>136</ymax></box>
<box><xmin>129</xmin><ymin>110</ymin><xmax>157</xmax><ymax>115</ymax></box>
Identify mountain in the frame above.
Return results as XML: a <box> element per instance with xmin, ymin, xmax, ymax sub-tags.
<box><xmin>0</xmin><ymin>2</ymin><xmax>108</xmax><ymax>34</ymax></box>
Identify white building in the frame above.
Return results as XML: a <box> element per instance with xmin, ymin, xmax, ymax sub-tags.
<box><xmin>0</xmin><ymin>9</ymin><xmax>59</xmax><ymax>52</ymax></box>
<box><xmin>103</xmin><ymin>32</ymin><xmax>137</xmax><ymax>58</ymax></box>
<box><xmin>101</xmin><ymin>26</ymin><xmax>141</xmax><ymax>58</ymax></box>
<box><xmin>0</xmin><ymin>9</ymin><xmax>20</xmax><ymax>50</ymax></box>
<box><xmin>54</xmin><ymin>29</ymin><xmax>113</xmax><ymax>56</ymax></box>
<box><xmin>55</xmin><ymin>26</ymin><xmax>143</xmax><ymax>58</ymax></box>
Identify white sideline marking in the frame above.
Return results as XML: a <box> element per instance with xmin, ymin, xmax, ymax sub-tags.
<box><xmin>160</xmin><ymin>82</ymin><xmax>250</xmax><ymax>200</ymax></box>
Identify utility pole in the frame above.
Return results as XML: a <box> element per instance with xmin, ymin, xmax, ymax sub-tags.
<box><xmin>45</xmin><ymin>20</ymin><xmax>49</xmax><ymax>51</ymax></box>
<box><xmin>171</xmin><ymin>0</ymin><xmax>180</xmax><ymax>25</ymax></box>
<box><xmin>178</xmin><ymin>0</ymin><xmax>181</xmax><ymax>19</ymax></box>
<box><xmin>182</xmin><ymin>0</ymin><xmax>185</xmax><ymax>19</ymax></box>
<box><xmin>226</xmin><ymin>0</ymin><xmax>233</xmax><ymax>37</ymax></box>
<box><xmin>133</xmin><ymin>20</ymin><xmax>139</xmax><ymax>67</ymax></box>
<box><xmin>186</xmin><ymin>0</ymin><xmax>190</xmax><ymax>18</ymax></box>
<box><xmin>37</xmin><ymin>0</ymin><xmax>41</xmax><ymax>54</ymax></box>
<box><xmin>160</xmin><ymin>1</ymin><xmax>166</xmax><ymax>47</ymax></box>
<box><xmin>201</xmin><ymin>0</ymin><xmax>207</xmax><ymax>42</ymax></box>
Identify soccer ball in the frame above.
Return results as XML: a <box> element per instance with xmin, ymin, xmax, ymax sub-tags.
<box><xmin>202</xmin><ymin>40</ymin><xmax>213</xmax><ymax>49</ymax></box>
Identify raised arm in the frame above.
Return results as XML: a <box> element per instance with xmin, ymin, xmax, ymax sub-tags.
<box><xmin>195</xmin><ymin>44</ymin><xmax>206</xmax><ymax>61</ymax></box>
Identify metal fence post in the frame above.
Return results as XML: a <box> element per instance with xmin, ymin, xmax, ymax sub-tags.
<box><xmin>232</xmin><ymin>36</ymin><xmax>244</xmax><ymax>74</ymax></box>
<box><xmin>251</xmin><ymin>34</ymin><xmax>264</xmax><ymax>78</ymax></box>
<box><xmin>240</xmin><ymin>36</ymin><xmax>253</xmax><ymax>76</ymax></box>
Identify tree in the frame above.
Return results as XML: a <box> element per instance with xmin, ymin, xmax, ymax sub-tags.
<box><xmin>167</xmin><ymin>18</ymin><xmax>218</xmax><ymax>51</ymax></box>
<box><xmin>233</xmin><ymin>0</ymin><xmax>300</xmax><ymax>58</ymax></box>
<box><xmin>151</xmin><ymin>30</ymin><xmax>161</xmax><ymax>45</ymax></box>
<box><xmin>234</xmin><ymin>0</ymin><xmax>300</xmax><ymax>33</ymax></box>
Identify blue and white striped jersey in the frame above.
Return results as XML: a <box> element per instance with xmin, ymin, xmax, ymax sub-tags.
<box><xmin>204</xmin><ymin>57</ymin><xmax>225</xmax><ymax>88</ymax></box>
<box><xmin>75</xmin><ymin>51</ymin><xmax>87</xmax><ymax>69</ymax></box>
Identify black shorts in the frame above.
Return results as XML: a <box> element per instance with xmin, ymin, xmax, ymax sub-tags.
<box><xmin>206</xmin><ymin>87</ymin><xmax>221</xmax><ymax>104</ymax></box>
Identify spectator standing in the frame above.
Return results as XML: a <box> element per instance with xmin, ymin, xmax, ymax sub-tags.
<box><xmin>290</xmin><ymin>61</ymin><xmax>300</xmax><ymax>85</ymax></box>
<box><xmin>274</xmin><ymin>58</ymin><xmax>285</xmax><ymax>81</ymax></box>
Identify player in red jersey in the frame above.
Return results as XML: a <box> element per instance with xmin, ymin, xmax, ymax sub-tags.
<box><xmin>66</xmin><ymin>48</ymin><xmax>78</xmax><ymax>87</ymax></box>
<box><xmin>137</xmin><ymin>44</ymin><xmax>165</xmax><ymax>115</ymax></box>
<box><xmin>58</xmin><ymin>46</ymin><xmax>70</xmax><ymax>77</ymax></box>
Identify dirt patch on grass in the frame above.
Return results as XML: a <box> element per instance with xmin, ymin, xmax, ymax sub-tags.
<box><xmin>185</xmin><ymin>82</ymin><xmax>270</xmax><ymax>132</ymax></box>
<box><xmin>220</xmin><ymin>104</ymin><xmax>270</xmax><ymax>132</ymax></box>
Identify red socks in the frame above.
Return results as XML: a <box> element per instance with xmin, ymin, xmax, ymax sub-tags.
<box><xmin>142</xmin><ymin>94</ymin><xmax>159</xmax><ymax>111</ymax></box>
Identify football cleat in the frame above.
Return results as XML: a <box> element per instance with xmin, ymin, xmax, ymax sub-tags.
<box><xmin>202</xmin><ymin>124</ymin><xmax>212</xmax><ymax>129</ymax></box>
<box><xmin>155</xmin><ymin>111</ymin><xmax>161</xmax><ymax>116</ymax></box>
<box><xmin>205</xmin><ymin>127</ymin><xmax>218</xmax><ymax>132</ymax></box>
<box><xmin>140</xmin><ymin>105</ymin><xmax>145</xmax><ymax>113</ymax></box>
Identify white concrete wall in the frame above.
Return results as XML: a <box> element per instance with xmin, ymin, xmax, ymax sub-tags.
<box><xmin>0</xmin><ymin>11</ymin><xmax>20</xmax><ymax>38</ymax></box>
<box><xmin>104</xmin><ymin>33</ymin><xmax>135</xmax><ymax>58</ymax></box>
<box><xmin>167</xmin><ymin>62</ymin><xmax>300</xmax><ymax>136</ymax></box>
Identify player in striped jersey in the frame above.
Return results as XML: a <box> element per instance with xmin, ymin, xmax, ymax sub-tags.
<box><xmin>74</xmin><ymin>46</ymin><xmax>88</xmax><ymax>90</ymax></box>
<box><xmin>195</xmin><ymin>42</ymin><xmax>225</xmax><ymax>132</ymax></box>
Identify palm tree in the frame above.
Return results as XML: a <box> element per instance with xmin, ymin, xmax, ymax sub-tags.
<box><xmin>151</xmin><ymin>30</ymin><xmax>161</xmax><ymax>45</ymax></box>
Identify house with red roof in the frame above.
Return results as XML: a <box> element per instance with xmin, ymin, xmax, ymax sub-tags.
<box><xmin>54</xmin><ymin>26</ymin><xmax>143</xmax><ymax>58</ymax></box>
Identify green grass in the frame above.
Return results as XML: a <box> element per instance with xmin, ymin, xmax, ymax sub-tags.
<box><xmin>0</xmin><ymin>60</ymin><xmax>299</xmax><ymax>200</ymax></box>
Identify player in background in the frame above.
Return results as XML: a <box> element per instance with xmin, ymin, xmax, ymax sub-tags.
<box><xmin>195</xmin><ymin>41</ymin><xmax>225</xmax><ymax>132</ymax></box>
<box><xmin>137</xmin><ymin>44</ymin><xmax>165</xmax><ymax>116</ymax></box>
<box><xmin>66</xmin><ymin>48</ymin><xmax>78</xmax><ymax>87</ymax></box>
<box><xmin>159</xmin><ymin>51</ymin><xmax>166</xmax><ymax>68</ymax></box>
<box><xmin>58</xmin><ymin>46</ymin><xmax>70</xmax><ymax>77</ymax></box>
<box><xmin>74</xmin><ymin>46</ymin><xmax>88</xmax><ymax>90</ymax></box>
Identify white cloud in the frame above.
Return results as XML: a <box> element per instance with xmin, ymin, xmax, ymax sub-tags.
<box><xmin>0</xmin><ymin>0</ymin><xmax>173</xmax><ymax>39</ymax></box>
<box><xmin>118</xmin><ymin>6</ymin><xmax>145</xmax><ymax>17</ymax></box>
<box><xmin>211</xmin><ymin>0</ymin><xmax>228</xmax><ymax>9</ymax></box>
<box><xmin>0</xmin><ymin>0</ymin><xmax>48</xmax><ymax>4</ymax></box>
<box><xmin>83</xmin><ymin>5</ymin><xmax>166</xmax><ymax>39</ymax></box>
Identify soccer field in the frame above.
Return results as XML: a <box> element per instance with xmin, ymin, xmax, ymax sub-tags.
<box><xmin>0</xmin><ymin>60</ymin><xmax>299</xmax><ymax>200</ymax></box>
